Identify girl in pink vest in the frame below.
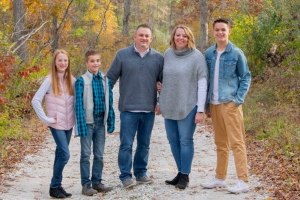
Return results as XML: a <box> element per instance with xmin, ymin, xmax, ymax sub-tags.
<box><xmin>32</xmin><ymin>49</ymin><xmax>76</xmax><ymax>199</ymax></box>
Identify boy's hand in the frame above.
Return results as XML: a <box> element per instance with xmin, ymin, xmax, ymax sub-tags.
<box><xmin>107</xmin><ymin>125</ymin><xmax>115</xmax><ymax>133</ymax></box>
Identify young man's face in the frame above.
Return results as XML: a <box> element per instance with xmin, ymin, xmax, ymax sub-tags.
<box><xmin>86</xmin><ymin>54</ymin><xmax>101</xmax><ymax>75</ymax></box>
<box><xmin>134</xmin><ymin>27</ymin><xmax>153</xmax><ymax>51</ymax></box>
<box><xmin>213</xmin><ymin>22</ymin><xmax>231</xmax><ymax>43</ymax></box>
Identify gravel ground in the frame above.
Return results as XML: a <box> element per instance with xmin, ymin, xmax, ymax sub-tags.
<box><xmin>0</xmin><ymin>84</ymin><xmax>268</xmax><ymax>200</ymax></box>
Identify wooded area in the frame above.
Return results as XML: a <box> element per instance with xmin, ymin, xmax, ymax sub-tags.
<box><xmin>0</xmin><ymin>0</ymin><xmax>299</xmax><ymax>199</ymax></box>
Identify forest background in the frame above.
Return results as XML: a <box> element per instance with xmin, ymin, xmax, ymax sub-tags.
<box><xmin>0</xmin><ymin>0</ymin><xmax>299</xmax><ymax>199</ymax></box>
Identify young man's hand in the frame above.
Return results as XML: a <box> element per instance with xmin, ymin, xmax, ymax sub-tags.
<box><xmin>205</xmin><ymin>109</ymin><xmax>211</xmax><ymax>118</ymax></box>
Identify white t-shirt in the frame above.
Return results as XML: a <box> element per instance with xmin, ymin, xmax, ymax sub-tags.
<box><xmin>211</xmin><ymin>50</ymin><xmax>224</xmax><ymax>105</ymax></box>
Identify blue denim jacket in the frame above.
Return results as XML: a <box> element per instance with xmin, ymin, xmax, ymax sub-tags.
<box><xmin>205</xmin><ymin>41</ymin><xmax>251</xmax><ymax>107</ymax></box>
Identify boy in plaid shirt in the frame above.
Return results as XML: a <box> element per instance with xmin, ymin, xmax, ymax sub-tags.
<box><xmin>75</xmin><ymin>50</ymin><xmax>115</xmax><ymax>196</ymax></box>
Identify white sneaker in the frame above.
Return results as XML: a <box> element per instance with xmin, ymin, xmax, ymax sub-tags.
<box><xmin>200</xmin><ymin>177</ymin><xmax>226</xmax><ymax>189</ymax></box>
<box><xmin>227</xmin><ymin>179</ymin><xmax>249</xmax><ymax>194</ymax></box>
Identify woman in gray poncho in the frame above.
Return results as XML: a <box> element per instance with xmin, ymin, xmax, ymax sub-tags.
<box><xmin>158</xmin><ymin>25</ymin><xmax>208</xmax><ymax>189</ymax></box>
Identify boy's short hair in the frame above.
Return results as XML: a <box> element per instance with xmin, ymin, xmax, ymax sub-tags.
<box><xmin>85</xmin><ymin>50</ymin><xmax>100</xmax><ymax>62</ymax></box>
<box><xmin>213</xmin><ymin>18</ymin><xmax>233</xmax><ymax>28</ymax></box>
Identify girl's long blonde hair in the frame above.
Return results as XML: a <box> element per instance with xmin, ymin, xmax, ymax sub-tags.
<box><xmin>50</xmin><ymin>49</ymin><xmax>74</xmax><ymax>96</ymax></box>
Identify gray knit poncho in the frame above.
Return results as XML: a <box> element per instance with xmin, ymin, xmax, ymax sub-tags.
<box><xmin>159</xmin><ymin>48</ymin><xmax>207</xmax><ymax>120</ymax></box>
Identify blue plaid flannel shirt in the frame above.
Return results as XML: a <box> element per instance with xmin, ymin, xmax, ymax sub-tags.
<box><xmin>75</xmin><ymin>71</ymin><xmax>115</xmax><ymax>137</ymax></box>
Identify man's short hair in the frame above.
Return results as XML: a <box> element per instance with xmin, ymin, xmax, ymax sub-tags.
<box><xmin>135</xmin><ymin>24</ymin><xmax>152</xmax><ymax>32</ymax></box>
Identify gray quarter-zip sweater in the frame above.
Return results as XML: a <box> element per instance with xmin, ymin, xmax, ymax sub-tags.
<box><xmin>107</xmin><ymin>45</ymin><xmax>164</xmax><ymax>112</ymax></box>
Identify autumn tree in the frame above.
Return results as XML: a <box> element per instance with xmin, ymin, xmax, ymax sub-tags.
<box><xmin>122</xmin><ymin>0</ymin><xmax>131</xmax><ymax>36</ymax></box>
<box><xmin>199</xmin><ymin>0</ymin><xmax>208</xmax><ymax>53</ymax></box>
<box><xmin>13</xmin><ymin>0</ymin><xmax>28</xmax><ymax>62</ymax></box>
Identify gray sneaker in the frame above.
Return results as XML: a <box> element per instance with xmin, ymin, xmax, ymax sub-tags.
<box><xmin>122</xmin><ymin>178</ymin><xmax>136</xmax><ymax>189</ymax></box>
<box><xmin>136</xmin><ymin>175</ymin><xmax>154</xmax><ymax>184</ymax></box>
<box><xmin>82</xmin><ymin>184</ymin><xmax>97</xmax><ymax>196</ymax></box>
<box><xmin>92</xmin><ymin>182</ymin><xmax>113</xmax><ymax>192</ymax></box>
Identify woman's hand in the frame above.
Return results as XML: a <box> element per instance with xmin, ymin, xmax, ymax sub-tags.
<box><xmin>195</xmin><ymin>112</ymin><xmax>204</xmax><ymax>124</ymax></box>
<box><xmin>157</xmin><ymin>81</ymin><xmax>162</xmax><ymax>92</ymax></box>
<box><xmin>155</xmin><ymin>104</ymin><xmax>161</xmax><ymax>115</ymax></box>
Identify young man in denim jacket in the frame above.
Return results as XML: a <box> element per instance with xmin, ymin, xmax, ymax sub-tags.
<box><xmin>200</xmin><ymin>18</ymin><xmax>251</xmax><ymax>194</ymax></box>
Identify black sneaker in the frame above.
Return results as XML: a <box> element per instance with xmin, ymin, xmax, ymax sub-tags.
<box><xmin>49</xmin><ymin>187</ymin><xmax>66</xmax><ymax>199</ymax></box>
<box><xmin>59</xmin><ymin>186</ymin><xmax>72</xmax><ymax>198</ymax></box>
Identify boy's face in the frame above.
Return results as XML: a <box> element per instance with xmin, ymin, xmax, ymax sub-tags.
<box><xmin>213</xmin><ymin>22</ymin><xmax>231</xmax><ymax>43</ymax></box>
<box><xmin>86</xmin><ymin>54</ymin><xmax>101</xmax><ymax>75</ymax></box>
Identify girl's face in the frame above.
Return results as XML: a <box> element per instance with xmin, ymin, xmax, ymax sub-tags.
<box><xmin>55</xmin><ymin>53</ymin><xmax>69</xmax><ymax>73</ymax></box>
<box><xmin>174</xmin><ymin>28</ymin><xmax>188</xmax><ymax>50</ymax></box>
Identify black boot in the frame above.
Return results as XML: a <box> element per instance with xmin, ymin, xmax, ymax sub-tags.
<box><xmin>59</xmin><ymin>186</ymin><xmax>72</xmax><ymax>198</ymax></box>
<box><xmin>175</xmin><ymin>174</ymin><xmax>189</xmax><ymax>189</ymax></box>
<box><xmin>49</xmin><ymin>187</ymin><xmax>66</xmax><ymax>199</ymax></box>
<box><xmin>165</xmin><ymin>172</ymin><xmax>182</xmax><ymax>185</ymax></box>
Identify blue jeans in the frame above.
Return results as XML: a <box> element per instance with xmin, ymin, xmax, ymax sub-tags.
<box><xmin>49</xmin><ymin>127</ymin><xmax>72</xmax><ymax>188</ymax></box>
<box><xmin>80</xmin><ymin>115</ymin><xmax>105</xmax><ymax>186</ymax></box>
<box><xmin>118</xmin><ymin>111</ymin><xmax>155</xmax><ymax>181</ymax></box>
<box><xmin>164</xmin><ymin>106</ymin><xmax>197</xmax><ymax>174</ymax></box>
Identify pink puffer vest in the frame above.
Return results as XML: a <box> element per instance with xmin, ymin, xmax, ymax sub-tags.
<box><xmin>45</xmin><ymin>74</ymin><xmax>76</xmax><ymax>130</ymax></box>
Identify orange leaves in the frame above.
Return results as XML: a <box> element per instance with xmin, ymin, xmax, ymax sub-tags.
<box><xmin>18</xmin><ymin>66</ymin><xmax>40</xmax><ymax>78</ymax></box>
<box><xmin>247</xmin><ymin>135</ymin><xmax>300</xmax><ymax>199</ymax></box>
<box><xmin>0</xmin><ymin>56</ymin><xmax>15</xmax><ymax>104</ymax></box>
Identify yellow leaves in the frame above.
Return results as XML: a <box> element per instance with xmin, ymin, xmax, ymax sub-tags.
<box><xmin>0</xmin><ymin>0</ymin><xmax>11</xmax><ymax>12</ymax></box>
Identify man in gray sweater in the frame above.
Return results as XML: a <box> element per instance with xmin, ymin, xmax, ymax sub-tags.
<box><xmin>106</xmin><ymin>24</ymin><xmax>164</xmax><ymax>188</ymax></box>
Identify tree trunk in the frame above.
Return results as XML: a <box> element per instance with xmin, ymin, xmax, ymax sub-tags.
<box><xmin>13</xmin><ymin>0</ymin><xmax>28</xmax><ymax>62</ymax></box>
<box><xmin>52</xmin><ymin>16</ymin><xmax>59</xmax><ymax>53</ymax></box>
<box><xmin>199</xmin><ymin>0</ymin><xmax>208</xmax><ymax>53</ymax></box>
<box><xmin>122</xmin><ymin>0</ymin><xmax>131</xmax><ymax>36</ymax></box>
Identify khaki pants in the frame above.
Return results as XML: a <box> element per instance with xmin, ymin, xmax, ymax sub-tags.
<box><xmin>210</xmin><ymin>102</ymin><xmax>248</xmax><ymax>182</ymax></box>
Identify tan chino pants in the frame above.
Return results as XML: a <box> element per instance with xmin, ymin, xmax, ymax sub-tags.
<box><xmin>210</xmin><ymin>101</ymin><xmax>248</xmax><ymax>182</ymax></box>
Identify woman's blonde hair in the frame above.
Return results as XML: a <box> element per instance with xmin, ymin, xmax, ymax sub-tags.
<box><xmin>50</xmin><ymin>49</ymin><xmax>74</xmax><ymax>96</ymax></box>
<box><xmin>169</xmin><ymin>25</ymin><xmax>196</xmax><ymax>49</ymax></box>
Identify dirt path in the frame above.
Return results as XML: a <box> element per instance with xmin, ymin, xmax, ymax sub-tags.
<box><xmin>0</xmin><ymin>84</ymin><xmax>267</xmax><ymax>200</ymax></box>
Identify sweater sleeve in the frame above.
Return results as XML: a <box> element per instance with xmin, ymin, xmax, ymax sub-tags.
<box><xmin>75</xmin><ymin>77</ymin><xmax>88</xmax><ymax>137</ymax></box>
<box><xmin>106</xmin><ymin>78</ymin><xmax>115</xmax><ymax>133</ymax></box>
<box><xmin>31</xmin><ymin>77</ymin><xmax>55</xmax><ymax>124</ymax></box>
<box><xmin>106</xmin><ymin>53</ymin><xmax>121</xmax><ymax>87</ymax></box>
<box><xmin>197</xmin><ymin>77</ymin><xmax>207</xmax><ymax>112</ymax></box>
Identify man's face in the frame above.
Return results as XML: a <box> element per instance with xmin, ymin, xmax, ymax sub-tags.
<box><xmin>86</xmin><ymin>54</ymin><xmax>101</xmax><ymax>75</ymax></box>
<box><xmin>134</xmin><ymin>27</ymin><xmax>153</xmax><ymax>50</ymax></box>
<box><xmin>213</xmin><ymin>22</ymin><xmax>231</xmax><ymax>43</ymax></box>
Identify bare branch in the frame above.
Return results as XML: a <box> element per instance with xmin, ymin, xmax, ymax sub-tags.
<box><xmin>57</xmin><ymin>0</ymin><xmax>75</xmax><ymax>31</ymax></box>
<box><xmin>10</xmin><ymin>20</ymin><xmax>50</xmax><ymax>54</ymax></box>
<box><xmin>95</xmin><ymin>0</ymin><xmax>112</xmax><ymax>47</ymax></box>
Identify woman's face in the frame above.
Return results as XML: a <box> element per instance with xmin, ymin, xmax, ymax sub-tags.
<box><xmin>55</xmin><ymin>53</ymin><xmax>69</xmax><ymax>73</ymax></box>
<box><xmin>174</xmin><ymin>28</ymin><xmax>188</xmax><ymax>50</ymax></box>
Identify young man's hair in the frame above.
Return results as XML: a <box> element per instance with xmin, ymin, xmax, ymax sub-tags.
<box><xmin>85</xmin><ymin>49</ymin><xmax>100</xmax><ymax>62</ymax></box>
<box><xmin>213</xmin><ymin>18</ymin><xmax>233</xmax><ymax>28</ymax></box>
<box><xmin>135</xmin><ymin>24</ymin><xmax>152</xmax><ymax>32</ymax></box>
<box><xmin>169</xmin><ymin>25</ymin><xmax>196</xmax><ymax>49</ymax></box>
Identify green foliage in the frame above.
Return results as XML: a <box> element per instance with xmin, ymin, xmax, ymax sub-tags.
<box><xmin>244</xmin><ymin>68</ymin><xmax>300</xmax><ymax>156</ymax></box>
<box><xmin>230</xmin><ymin>0</ymin><xmax>300</xmax><ymax>76</ymax></box>
<box><xmin>0</xmin><ymin>109</ymin><xmax>23</xmax><ymax>143</ymax></box>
